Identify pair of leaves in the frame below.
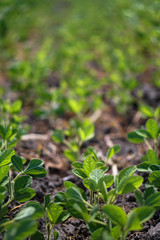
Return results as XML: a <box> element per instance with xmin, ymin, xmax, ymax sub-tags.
<box><xmin>116</xmin><ymin>166</ymin><xmax>143</xmax><ymax>194</ymax></box>
<box><xmin>72</xmin><ymin>155</ymin><xmax>107</xmax><ymax>180</ymax></box>
<box><xmin>128</xmin><ymin>119</ymin><xmax>159</xmax><ymax>143</ymax></box>
<box><xmin>103</xmin><ymin>205</ymin><xmax>155</xmax><ymax>233</ymax></box>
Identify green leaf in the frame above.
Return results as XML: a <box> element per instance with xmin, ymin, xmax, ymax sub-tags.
<box><xmin>132</xmin><ymin>206</ymin><xmax>155</xmax><ymax>223</ymax></box>
<box><xmin>135</xmin><ymin>189</ymin><xmax>144</xmax><ymax>206</ymax></box>
<box><xmin>24</xmin><ymin>159</ymin><xmax>46</xmax><ymax>178</ymax></box>
<box><xmin>83</xmin><ymin>155</ymin><xmax>97</xmax><ymax>176</ymax></box>
<box><xmin>99</xmin><ymin>175</ymin><xmax>114</xmax><ymax>189</ymax></box>
<box><xmin>139</xmin><ymin>104</ymin><xmax>154</xmax><ymax>118</ymax></box>
<box><xmin>102</xmin><ymin>205</ymin><xmax>127</xmax><ymax>227</ymax></box>
<box><xmin>107</xmin><ymin>144</ymin><xmax>121</xmax><ymax>160</ymax></box>
<box><xmin>14</xmin><ymin>187</ymin><xmax>36</xmax><ymax>202</ymax></box>
<box><xmin>10</xmin><ymin>100</ymin><xmax>22</xmax><ymax>114</ymax></box>
<box><xmin>127</xmin><ymin>131</ymin><xmax>145</xmax><ymax>143</ymax></box>
<box><xmin>126</xmin><ymin>211</ymin><xmax>142</xmax><ymax>231</ymax></box>
<box><xmin>14</xmin><ymin>207</ymin><xmax>36</xmax><ymax>221</ymax></box>
<box><xmin>51</xmin><ymin>130</ymin><xmax>64</xmax><ymax>143</ymax></box>
<box><xmin>0</xmin><ymin>125</ymin><xmax>5</xmax><ymax>139</ymax></box>
<box><xmin>4</xmin><ymin>219</ymin><xmax>37</xmax><ymax>240</ymax></box>
<box><xmin>146</xmin><ymin>150</ymin><xmax>159</xmax><ymax>164</ymax></box>
<box><xmin>45</xmin><ymin>194</ymin><xmax>51</xmax><ymax>208</ymax></box>
<box><xmin>0</xmin><ymin>165</ymin><xmax>9</xmax><ymax>183</ymax></box>
<box><xmin>30</xmin><ymin>231</ymin><xmax>45</xmax><ymax>240</ymax></box>
<box><xmin>11</xmin><ymin>155</ymin><xmax>23</xmax><ymax>172</ymax></box>
<box><xmin>65</xmin><ymin>187</ymin><xmax>83</xmax><ymax>201</ymax></box>
<box><xmin>145</xmin><ymin>192</ymin><xmax>160</xmax><ymax>208</ymax></box>
<box><xmin>64</xmin><ymin>181</ymin><xmax>77</xmax><ymax>189</ymax></box>
<box><xmin>46</xmin><ymin>202</ymin><xmax>63</xmax><ymax>224</ymax></box>
<box><xmin>66</xmin><ymin>198</ymin><xmax>89</xmax><ymax>220</ymax></box>
<box><xmin>146</xmin><ymin>119</ymin><xmax>159</xmax><ymax>139</ymax></box>
<box><xmin>54</xmin><ymin>192</ymin><xmax>66</xmax><ymax>205</ymax></box>
<box><xmin>91</xmin><ymin>228</ymin><xmax>112</xmax><ymax>240</ymax></box>
<box><xmin>118</xmin><ymin>166</ymin><xmax>137</xmax><ymax>183</ymax></box>
<box><xmin>0</xmin><ymin>149</ymin><xmax>15</xmax><ymax>167</ymax></box>
<box><xmin>23</xmin><ymin>201</ymin><xmax>44</xmax><ymax>219</ymax></box>
<box><xmin>72</xmin><ymin>168</ymin><xmax>87</xmax><ymax>179</ymax></box>
<box><xmin>118</xmin><ymin>176</ymin><xmax>143</xmax><ymax>194</ymax></box>
<box><xmin>64</xmin><ymin>149</ymin><xmax>78</xmax><ymax>162</ymax></box>
<box><xmin>14</xmin><ymin>175</ymin><xmax>32</xmax><ymax>193</ymax></box>
<box><xmin>53</xmin><ymin>231</ymin><xmax>59</xmax><ymax>240</ymax></box>
<box><xmin>148</xmin><ymin>171</ymin><xmax>160</xmax><ymax>187</ymax></box>
<box><xmin>72</xmin><ymin>161</ymin><xmax>83</xmax><ymax>168</ymax></box>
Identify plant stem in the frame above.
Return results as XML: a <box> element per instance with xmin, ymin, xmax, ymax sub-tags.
<box><xmin>91</xmin><ymin>219</ymin><xmax>107</xmax><ymax>227</ymax></box>
<box><xmin>83</xmin><ymin>199</ymin><xmax>93</xmax><ymax>208</ymax></box>
<box><xmin>144</xmin><ymin>140</ymin><xmax>152</xmax><ymax>150</ymax></box>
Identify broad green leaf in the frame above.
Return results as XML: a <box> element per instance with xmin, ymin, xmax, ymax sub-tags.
<box><xmin>126</xmin><ymin>211</ymin><xmax>142</xmax><ymax>231</ymax></box>
<box><xmin>83</xmin><ymin>155</ymin><xmax>97</xmax><ymax>176</ymax></box>
<box><xmin>0</xmin><ymin>125</ymin><xmax>5</xmax><ymax>138</ymax></box>
<box><xmin>45</xmin><ymin>194</ymin><xmax>51</xmax><ymax>208</ymax></box>
<box><xmin>14</xmin><ymin>175</ymin><xmax>32</xmax><ymax>193</ymax></box>
<box><xmin>46</xmin><ymin>202</ymin><xmax>63</xmax><ymax>224</ymax></box>
<box><xmin>64</xmin><ymin>149</ymin><xmax>78</xmax><ymax>162</ymax></box>
<box><xmin>24</xmin><ymin>159</ymin><xmax>43</xmax><ymax>172</ymax></box>
<box><xmin>23</xmin><ymin>201</ymin><xmax>44</xmax><ymax>219</ymax></box>
<box><xmin>83</xmin><ymin>178</ymin><xmax>96</xmax><ymax>191</ymax></box>
<box><xmin>127</xmin><ymin>131</ymin><xmax>145</xmax><ymax>144</ymax></box>
<box><xmin>53</xmin><ymin>231</ymin><xmax>58</xmax><ymax>240</ymax></box>
<box><xmin>91</xmin><ymin>228</ymin><xmax>112</xmax><ymax>240</ymax></box>
<box><xmin>139</xmin><ymin>104</ymin><xmax>154</xmax><ymax>118</ymax></box>
<box><xmin>0</xmin><ymin>165</ymin><xmax>9</xmax><ymax>183</ymax></box>
<box><xmin>107</xmin><ymin>144</ymin><xmax>121</xmax><ymax>160</ymax></box>
<box><xmin>54</xmin><ymin>192</ymin><xmax>66</xmax><ymax>205</ymax></box>
<box><xmin>4</xmin><ymin>219</ymin><xmax>37</xmax><ymax>240</ymax></box>
<box><xmin>135</xmin><ymin>189</ymin><xmax>144</xmax><ymax>206</ymax></box>
<box><xmin>146</xmin><ymin>119</ymin><xmax>159</xmax><ymax>139</ymax></box>
<box><xmin>118</xmin><ymin>166</ymin><xmax>137</xmax><ymax>183</ymax></box>
<box><xmin>51</xmin><ymin>130</ymin><xmax>64</xmax><ymax>143</ymax></box>
<box><xmin>111</xmin><ymin>225</ymin><xmax>122</xmax><ymax>239</ymax></box>
<box><xmin>64</xmin><ymin>181</ymin><xmax>77</xmax><ymax>189</ymax></box>
<box><xmin>0</xmin><ymin>149</ymin><xmax>15</xmax><ymax>167</ymax></box>
<box><xmin>118</xmin><ymin>176</ymin><xmax>143</xmax><ymax>194</ymax></box>
<box><xmin>72</xmin><ymin>168</ymin><xmax>87</xmax><ymax>179</ymax></box>
<box><xmin>137</xmin><ymin>163</ymin><xmax>150</xmax><ymax>172</ymax></box>
<box><xmin>102</xmin><ymin>205</ymin><xmax>127</xmax><ymax>227</ymax></box>
<box><xmin>144</xmin><ymin>186</ymin><xmax>155</xmax><ymax>200</ymax></box>
<box><xmin>56</xmin><ymin>210</ymin><xmax>70</xmax><ymax>224</ymax></box>
<box><xmin>66</xmin><ymin>198</ymin><xmax>89</xmax><ymax>220</ymax></box>
<box><xmin>90</xmin><ymin>169</ymin><xmax>104</xmax><ymax>183</ymax></box>
<box><xmin>14</xmin><ymin>207</ymin><xmax>36</xmax><ymax>221</ymax></box>
<box><xmin>148</xmin><ymin>171</ymin><xmax>160</xmax><ymax>187</ymax></box>
<box><xmin>30</xmin><ymin>231</ymin><xmax>45</xmax><ymax>240</ymax></box>
<box><xmin>11</xmin><ymin>155</ymin><xmax>23</xmax><ymax>172</ymax></box>
<box><xmin>98</xmin><ymin>175</ymin><xmax>114</xmax><ymax>189</ymax></box>
<box><xmin>24</xmin><ymin>159</ymin><xmax>46</xmax><ymax>177</ymax></box>
<box><xmin>65</xmin><ymin>187</ymin><xmax>83</xmax><ymax>201</ymax></box>
<box><xmin>145</xmin><ymin>192</ymin><xmax>160</xmax><ymax>207</ymax></box>
<box><xmin>14</xmin><ymin>187</ymin><xmax>36</xmax><ymax>202</ymax></box>
<box><xmin>132</xmin><ymin>206</ymin><xmax>155</xmax><ymax>223</ymax></box>
<box><xmin>146</xmin><ymin>150</ymin><xmax>159</xmax><ymax>164</ymax></box>
<box><xmin>72</xmin><ymin>161</ymin><xmax>83</xmax><ymax>168</ymax></box>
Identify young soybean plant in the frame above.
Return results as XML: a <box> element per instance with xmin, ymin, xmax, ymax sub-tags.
<box><xmin>0</xmin><ymin>151</ymin><xmax>47</xmax><ymax>239</ymax></box>
<box><xmin>128</xmin><ymin>118</ymin><xmax>160</xmax><ymax>189</ymax></box>
<box><xmin>53</xmin><ymin>150</ymin><xmax>152</xmax><ymax>239</ymax></box>
<box><xmin>52</xmin><ymin>119</ymin><xmax>95</xmax><ymax>162</ymax></box>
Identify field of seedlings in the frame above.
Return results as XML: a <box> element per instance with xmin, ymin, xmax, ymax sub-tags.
<box><xmin>1</xmin><ymin>0</ymin><xmax>160</xmax><ymax>239</ymax></box>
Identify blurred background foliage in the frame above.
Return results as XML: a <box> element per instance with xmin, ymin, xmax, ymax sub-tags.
<box><xmin>0</xmin><ymin>0</ymin><xmax>160</xmax><ymax>115</ymax></box>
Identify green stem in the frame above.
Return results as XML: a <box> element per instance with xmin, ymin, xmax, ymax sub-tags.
<box><xmin>144</xmin><ymin>140</ymin><xmax>153</xmax><ymax>150</ymax></box>
<box><xmin>2</xmin><ymin>198</ymin><xmax>12</xmax><ymax>208</ymax></box>
<box><xmin>83</xmin><ymin>199</ymin><xmax>93</xmax><ymax>208</ymax></box>
<box><xmin>12</xmin><ymin>171</ymin><xmax>23</xmax><ymax>183</ymax></box>
<box><xmin>91</xmin><ymin>219</ymin><xmax>107</xmax><ymax>227</ymax></box>
<box><xmin>90</xmin><ymin>191</ymin><xmax>93</xmax><ymax>205</ymax></box>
